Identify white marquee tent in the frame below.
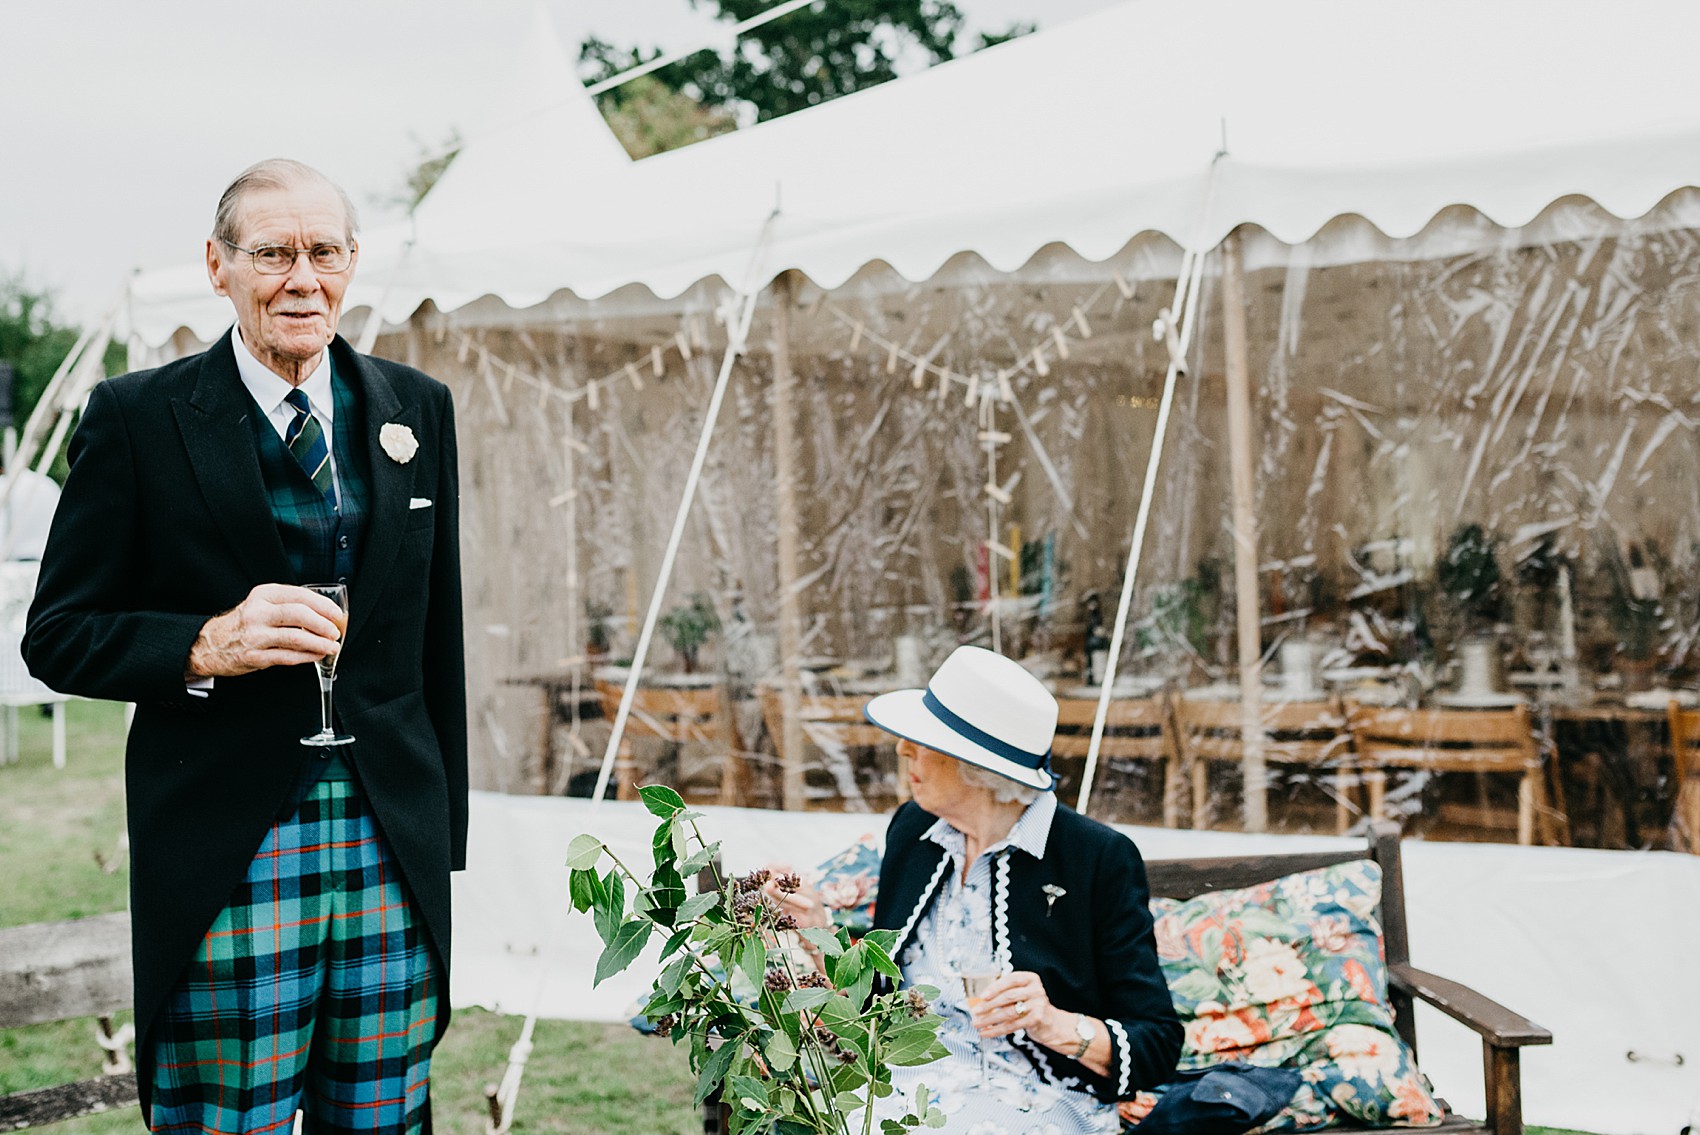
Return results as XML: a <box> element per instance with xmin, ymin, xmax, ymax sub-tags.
<box><xmin>131</xmin><ymin>0</ymin><xmax>1700</xmax><ymax>346</ymax></box>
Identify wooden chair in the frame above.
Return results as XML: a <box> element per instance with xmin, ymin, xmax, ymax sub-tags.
<box><xmin>1347</xmin><ymin>704</ymin><xmax>1566</xmax><ymax>846</ymax></box>
<box><xmin>0</xmin><ymin>913</ymin><xmax>138</xmax><ymax>1129</ymax></box>
<box><xmin>1175</xmin><ymin>696</ymin><xmax>1356</xmax><ymax>833</ymax></box>
<box><xmin>757</xmin><ymin>686</ymin><xmax>902</xmax><ymax>812</ymax></box>
<box><xmin>595</xmin><ymin>679</ymin><xmax>749</xmax><ymax>806</ymax></box>
<box><xmin>1051</xmin><ymin>695</ymin><xmax>1183</xmax><ymax>827</ymax></box>
<box><xmin>1664</xmin><ymin>700</ymin><xmax>1700</xmax><ymax>853</ymax></box>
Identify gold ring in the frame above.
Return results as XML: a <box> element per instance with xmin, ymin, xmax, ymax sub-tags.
<box><xmin>1014</xmin><ymin>1000</ymin><xmax>1028</xmax><ymax>1017</ymax></box>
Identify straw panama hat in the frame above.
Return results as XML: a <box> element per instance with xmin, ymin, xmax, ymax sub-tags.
<box><xmin>864</xmin><ymin>645</ymin><xmax>1058</xmax><ymax>791</ymax></box>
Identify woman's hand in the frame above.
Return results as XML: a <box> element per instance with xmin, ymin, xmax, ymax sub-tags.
<box><xmin>967</xmin><ymin>970</ymin><xmax>1064</xmax><ymax>1046</ymax></box>
<box><xmin>970</xmin><ymin>971</ymin><xmax>1112</xmax><ymax>1077</ymax></box>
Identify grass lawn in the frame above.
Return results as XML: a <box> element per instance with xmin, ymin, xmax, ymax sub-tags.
<box><xmin>0</xmin><ymin>700</ymin><xmax>700</xmax><ymax>1134</ymax></box>
<box><xmin>2</xmin><ymin>700</ymin><xmax>1593</xmax><ymax>1135</ymax></box>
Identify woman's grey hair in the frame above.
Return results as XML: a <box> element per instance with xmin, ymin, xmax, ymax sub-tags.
<box><xmin>212</xmin><ymin>158</ymin><xmax>359</xmax><ymax>248</ymax></box>
<box><xmin>956</xmin><ymin>760</ymin><xmax>1042</xmax><ymax>806</ymax></box>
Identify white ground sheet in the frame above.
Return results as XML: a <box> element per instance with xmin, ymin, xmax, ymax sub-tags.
<box><xmin>451</xmin><ymin>791</ymin><xmax>1699</xmax><ymax>1135</ymax></box>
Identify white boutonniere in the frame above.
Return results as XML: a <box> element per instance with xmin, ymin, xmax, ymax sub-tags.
<box><xmin>1042</xmin><ymin>884</ymin><xmax>1067</xmax><ymax>916</ymax></box>
<box><xmin>380</xmin><ymin>422</ymin><xmax>418</xmax><ymax>464</ymax></box>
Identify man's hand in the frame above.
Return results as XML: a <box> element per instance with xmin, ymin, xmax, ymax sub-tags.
<box><xmin>185</xmin><ymin>583</ymin><xmax>345</xmax><ymax>679</ymax></box>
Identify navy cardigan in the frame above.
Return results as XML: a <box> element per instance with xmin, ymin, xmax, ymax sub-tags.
<box><xmin>873</xmin><ymin>800</ymin><xmax>1183</xmax><ymax>1102</ymax></box>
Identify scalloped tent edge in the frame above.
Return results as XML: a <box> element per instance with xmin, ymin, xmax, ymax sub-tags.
<box><xmin>128</xmin><ymin>0</ymin><xmax>1700</xmax><ymax>347</ymax></box>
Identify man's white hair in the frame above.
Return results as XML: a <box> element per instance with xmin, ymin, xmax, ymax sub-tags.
<box><xmin>212</xmin><ymin>158</ymin><xmax>359</xmax><ymax>247</ymax></box>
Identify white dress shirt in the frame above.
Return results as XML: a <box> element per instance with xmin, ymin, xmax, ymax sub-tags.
<box><xmin>231</xmin><ymin>327</ymin><xmax>341</xmax><ymax>500</ymax></box>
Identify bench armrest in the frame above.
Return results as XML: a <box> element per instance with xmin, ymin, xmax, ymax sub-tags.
<box><xmin>1389</xmin><ymin>963</ymin><xmax>1551</xmax><ymax>1047</ymax></box>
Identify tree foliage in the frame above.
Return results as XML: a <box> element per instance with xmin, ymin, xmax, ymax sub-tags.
<box><xmin>0</xmin><ymin>273</ymin><xmax>125</xmax><ymax>442</ymax></box>
<box><xmin>581</xmin><ymin>0</ymin><xmax>1031</xmax><ymax>155</ymax></box>
<box><xmin>382</xmin><ymin>130</ymin><xmax>464</xmax><ymax>214</ymax></box>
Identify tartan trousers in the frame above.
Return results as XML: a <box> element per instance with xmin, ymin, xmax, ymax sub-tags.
<box><xmin>149</xmin><ymin>759</ymin><xmax>440</xmax><ymax>1134</ymax></box>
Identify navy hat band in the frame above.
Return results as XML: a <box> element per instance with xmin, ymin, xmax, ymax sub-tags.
<box><xmin>922</xmin><ymin>688</ymin><xmax>1052</xmax><ymax>773</ymax></box>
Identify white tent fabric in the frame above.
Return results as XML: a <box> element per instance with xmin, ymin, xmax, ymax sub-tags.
<box><xmin>130</xmin><ymin>0</ymin><xmax>1700</xmax><ymax>346</ymax></box>
<box><xmin>453</xmin><ymin>792</ymin><xmax>1700</xmax><ymax>1135</ymax></box>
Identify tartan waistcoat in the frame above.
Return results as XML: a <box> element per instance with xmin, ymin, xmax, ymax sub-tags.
<box><xmin>248</xmin><ymin>362</ymin><xmax>370</xmax><ymax>586</ymax></box>
<box><xmin>251</xmin><ymin>364</ymin><xmax>370</xmax><ymax>795</ymax></box>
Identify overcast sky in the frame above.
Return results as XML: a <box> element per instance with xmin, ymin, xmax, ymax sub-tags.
<box><xmin>1</xmin><ymin>0</ymin><xmax>1114</xmax><ymax>324</ymax></box>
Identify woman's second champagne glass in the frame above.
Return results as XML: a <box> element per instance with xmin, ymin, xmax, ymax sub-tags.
<box><xmin>960</xmin><ymin>969</ymin><xmax>1001</xmax><ymax>1087</ymax></box>
<box><xmin>300</xmin><ymin>582</ymin><xmax>354</xmax><ymax>747</ymax></box>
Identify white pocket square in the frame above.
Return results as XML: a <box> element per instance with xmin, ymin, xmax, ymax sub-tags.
<box><xmin>409</xmin><ymin>497</ymin><xmax>433</xmax><ymax>510</ymax></box>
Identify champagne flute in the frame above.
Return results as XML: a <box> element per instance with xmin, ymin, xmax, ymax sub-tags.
<box><xmin>960</xmin><ymin>968</ymin><xmax>1002</xmax><ymax>1087</ymax></box>
<box><xmin>300</xmin><ymin>582</ymin><xmax>355</xmax><ymax>747</ymax></box>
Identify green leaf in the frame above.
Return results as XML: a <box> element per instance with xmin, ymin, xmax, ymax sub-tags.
<box><xmin>862</xmin><ymin>928</ymin><xmax>899</xmax><ymax>954</ymax></box>
<box><xmin>680</xmin><ymin>839</ymin><xmax>722</xmax><ymax>876</ymax></box>
<box><xmin>659</xmin><ymin>924</ymin><xmax>695</xmax><ymax>961</ymax></box>
<box><xmin>800</xmin><ymin>927</ymin><xmax>844</xmax><ymax>958</ymax></box>
<box><xmin>883</xmin><ymin>1028</ymin><xmax>948</xmax><ymax>1067</ymax></box>
<box><xmin>640</xmin><ymin>783</ymin><xmax>687</xmax><ymax>818</ymax></box>
<box><xmin>657</xmin><ymin>955</ymin><xmax>691</xmax><ymax>997</ymax></box>
<box><xmin>565</xmin><ymin>833</ymin><xmax>605</xmax><ymax>871</ymax></box>
<box><xmin>816</xmin><ymin>992</ymin><xmax>860</xmax><ymax>1032</ymax></box>
<box><xmin>592</xmin><ymin>870</ymin><xmax>625</xmax><ymax>946</ymax></box>
<box><xmin>593</xmin><ymin>919</ymin><xmax>650</xmax><ymax>985</ymax></box>
<box><xmin>728</xmin><ymin>1075</ymin><xmax>769</xmax><ymax>1108</ymax></box>
<box><xmin>653</xmin><ymin>820</ymin><xmax>679</xmax><ymax>867</ymax></box>
<box><xmin>862</xmin><ymin>937</ymin><xmax>902</xmax><ymax>980</ymax></box>
<box><xmin>739</xmin><ymin>936</ymin><xmax>767</xmax><ymax>991</ymax></box>
<box><xmin>671</xmin><ymin>817</ymin><xmax>690</xmax><ymax>861</ymax></box>
<box><xmin>693</xmin><ymin>1039</ymin><xmax>740</xmax><ymax>1107</ymax></box>
<box><xmin>568</xmin><ymin>867</ymin><xmax>599</xmax><ymax>913</ymax></box>
<box><xmin>765</xmin><ymin>1029</ymin><xmax>797</xmax><ymax>1073</ymax></box>
<box><xmin>675</xmin><ymin>891</ymin><xmax>721</xmax><ymax>923</ymax></box>
<box><xmin>782</xmin><ymin>987</ymin><xmax>832</xmax><ymax>1014</ymax></box>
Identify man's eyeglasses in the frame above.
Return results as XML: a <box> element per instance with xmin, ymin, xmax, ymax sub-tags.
<box><xmin>220</xmin><ymin>239</ymin><xmax>355</xmax><ymax>275</ymax></box>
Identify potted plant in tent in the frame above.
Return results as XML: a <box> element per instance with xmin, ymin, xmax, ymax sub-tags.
<box><xmin>1435</xmin><ymin>524</ymin><xmax>1506</xmax><ymax>695</ymax></box>
<box><xmin>585</xmin><ymin>599</ymin><xmax>613</xmax><ymax>665</ymax></box>
<box><xmin>662</xmin><ymin>592</ymin><xmax>721</xmax><ymax>674</ymax></box>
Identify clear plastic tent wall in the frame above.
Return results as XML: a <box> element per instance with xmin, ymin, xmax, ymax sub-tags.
<box><xmin>370</xmin><ymin>193</ymin><xmax>1700</xmax><ymax>846</ymax></box>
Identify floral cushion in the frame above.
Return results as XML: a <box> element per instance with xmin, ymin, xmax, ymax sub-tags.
<box><xmin>812</xmin><ymin>832</ymin><xmax>881</xmax><ymax>935</ymax></box>
<box><xmin>1141</xmin><ymin>862</ymin><xmax>1443</xmax><ymax>1131</ymax></box>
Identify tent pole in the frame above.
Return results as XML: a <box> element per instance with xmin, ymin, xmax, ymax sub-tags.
<box><xmin>1221</xmin><ymin>229</ymin><xmax>1268</xmax><ymax>833</ymax></box>
<box><xmin>771</xmin><ymin>270</ymin><xmax>806</xmax><ymax>811</ymax></box>
<box><xmin>1077</xmin><ymin>159</ymin><xmax>1222</xmax><ymax>818</ymax></box>
<box><xmin>590</xmin><ymin>217</ymin><xmax>776</xmax><ymax>807</ymax></box>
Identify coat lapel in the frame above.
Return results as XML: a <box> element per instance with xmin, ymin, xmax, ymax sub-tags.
<box><xmin>337</xmin><ymin>337</ymin><xmax>416</xmax><ymax>647</ymax></box>
<box><xmin>171</xmin><ymin>332</ymin><xmax>293</xmax><ymax>585</ymax></box>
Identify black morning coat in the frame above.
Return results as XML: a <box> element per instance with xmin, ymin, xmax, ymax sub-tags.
<box><xmin>873</xmin><ymin>799</ymin><xmax>1183</xmax><ymax>1103</ymax></box>
<box><xmin>23</xmin><ymin>332</ymin><xmax>468</xmax><ymax>1121</ymax></box>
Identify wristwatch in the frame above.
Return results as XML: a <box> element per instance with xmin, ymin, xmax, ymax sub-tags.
<box><xmin>1070</xmin><ymin>1013</ymin><xmax>1094</xmax><ymax>1060</ymax></box>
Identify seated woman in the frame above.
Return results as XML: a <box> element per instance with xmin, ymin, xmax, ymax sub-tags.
<box><xmin>777</xmin><ymin>646</ymin><xmax>1181</xmax><ymax>1134</ymax></box>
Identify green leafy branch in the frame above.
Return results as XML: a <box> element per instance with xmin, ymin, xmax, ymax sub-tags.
<box><xmin>568</xmin><ymin>785</ymin><xmax>948</xmax><ymax>1135</ymax></box>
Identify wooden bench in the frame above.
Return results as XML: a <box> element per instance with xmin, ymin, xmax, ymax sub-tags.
<box><xmin>0</xmin><ymin>911</ymin><xmax>138</xmax><ymax>1130</ymax></box>
<box><xmin>702</xmin><ymin>822</ymin><xmax>1549</xmax><ymax>1135</ymax></box>
<box><xmin>1147</xmin><ymin>823</ymin><xmax>1550</xmax><ymax>1135</ymax></box>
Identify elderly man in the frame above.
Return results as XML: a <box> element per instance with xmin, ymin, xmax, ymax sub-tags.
<box><xmin>25</xmin><ymin>159</ymin><xmax>466</xmax><ymax>1133</ymax></box>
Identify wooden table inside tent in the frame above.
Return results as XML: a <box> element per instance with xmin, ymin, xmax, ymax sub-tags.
<box><xmin>1517</xmin><ymin>684</ymin><xmax>1683</xmax><ymax>849</ymax></box>
<box><xmin>757</xmin><ymin>679</ymin><xmax>906</xmax><ymax>813</ymax></box>
<box><xmin>594</xmin><ymin>672</ymin><xmax>751</xmax><ymax>805</ymax></box>
<box><xmin>499</xmin><ymin>669</ymin><xmax>603</xmax><ymax>795</ymax></box>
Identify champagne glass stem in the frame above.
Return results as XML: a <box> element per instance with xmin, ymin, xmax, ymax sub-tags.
<box><xmin>318</xmin><ymin>673</ymin><xmax>336</xmax><ymax>738</ymax></box>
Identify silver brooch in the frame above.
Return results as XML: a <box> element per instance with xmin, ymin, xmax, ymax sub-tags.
<box><xmin>1042</xmin><ymin>884</ymin><xmax>1067</xmax><ymax>916</ymax></box>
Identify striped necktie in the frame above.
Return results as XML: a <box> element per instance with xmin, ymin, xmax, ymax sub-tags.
<box><xmin>283</xmin><ymin>388</ymin><xmax>337</xmax><ymax>508</ymax></box>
